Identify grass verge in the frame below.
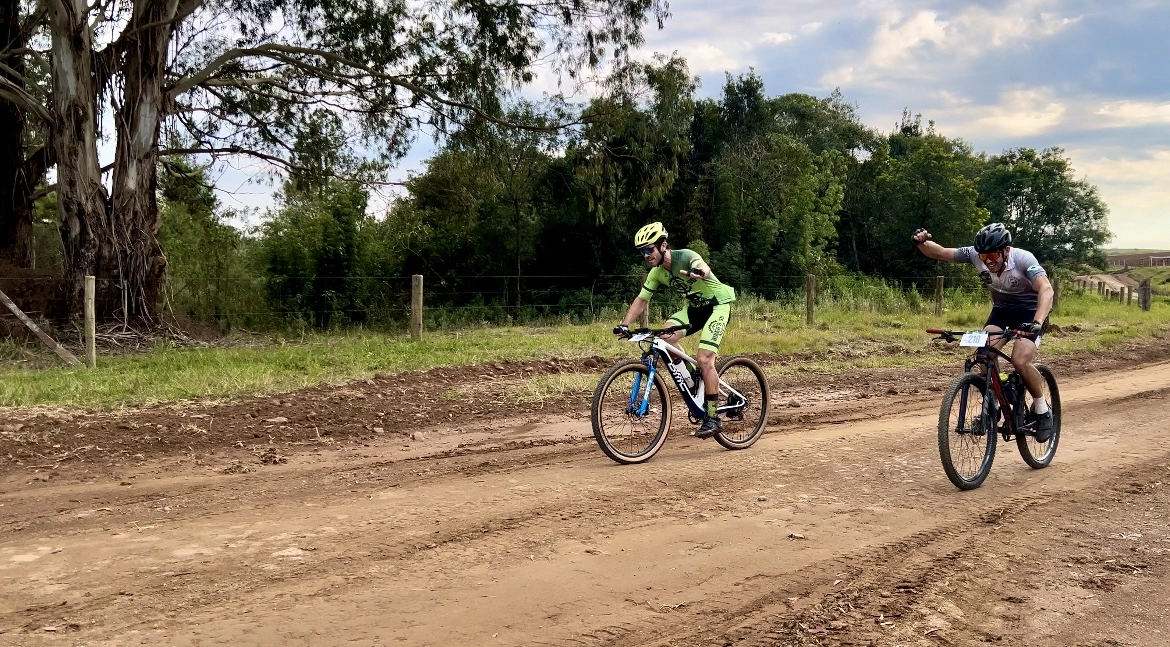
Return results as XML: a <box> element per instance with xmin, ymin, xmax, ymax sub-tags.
<box><xmin>1</xmin><ymin>291</ymin><xmax>1166</xmax><ymax>409</ymax></box>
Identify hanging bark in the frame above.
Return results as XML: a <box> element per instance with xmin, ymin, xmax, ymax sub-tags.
<box><xmin>107</xmin><ymin>0</ymin><xmax>181</xmax><ymax>319</ymax></box>
<box><xmin>47</xmin><ymin>0</ymin><xmax>109</xmax><ymax>315</ymax></box>
<box><xmin>0</xmin><ymin>0</ymin><xmax>39</xmax><ymax>268</ymax></box>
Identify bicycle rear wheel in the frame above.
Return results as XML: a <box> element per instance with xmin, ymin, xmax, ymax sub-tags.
<box><xmin>591</xmin><ymin>359</ymin><xmax>672</xmax><ymax>464</ymax></box>
<box><xmin>713</xmin><ymin>355</ymin><xmax>770</xmax><ymax>450</ymax></box>
<box><xmin>938</xmin><ymin>372</ymin><xmax>997</xmax><ymax>490</ymax></box>
<box><xmin>1016</xmin><ymin>364</ymin><xmax>1060</xmax><ymax>468</ymax></box>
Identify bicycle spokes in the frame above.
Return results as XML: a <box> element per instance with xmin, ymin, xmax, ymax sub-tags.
<box><xmin>938</xmin><ymin>373</ymin><xmax>997</xmax><ymax>490</ymax></box>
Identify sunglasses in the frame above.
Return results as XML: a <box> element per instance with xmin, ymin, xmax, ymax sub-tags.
<box><xmin>978</xmin><ymin>251</ymin><xmax>1003</xmax><ymax>263</ymax></box>
<box><xmin>638</xmin><ymin>246</ymin><xmax>657</xmax><ymax>257</ymax></box>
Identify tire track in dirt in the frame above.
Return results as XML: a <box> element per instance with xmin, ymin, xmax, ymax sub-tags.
<box><xmin>2</xmin><ymin>358</ymin><xmax>1169</xmax><ymax>645</ymax></box>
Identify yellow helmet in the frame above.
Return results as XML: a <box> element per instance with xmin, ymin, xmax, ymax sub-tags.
<box><xmin>633</xmin><ymin>222</ymin><xmax>668</xmax><ymax>248</ymax></box>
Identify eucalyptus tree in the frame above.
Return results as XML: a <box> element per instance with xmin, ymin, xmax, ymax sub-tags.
<box><xmin>25</xmin><ymin>0</ymin><xmax>669</xmax><ymax>319</ymax></box>
<box><xmin>571</xmin><ymin>54</ymin><xmax>695</xmax><ymax>229</ymax></box>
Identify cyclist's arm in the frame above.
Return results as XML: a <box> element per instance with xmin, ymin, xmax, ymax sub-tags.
<box><xmin>916</xmin><ymin>240</ymin><xmax>959</xmax><ymax>262</ymax></box>
<box><xmin>1031</xmin><ymin>274</ymin><xmax>1054</xmax><ymax>323</ymax></box>
<box><xmin>684</xmin><ymin>258</ymin><xmax>710</xmax><ymax>279</ymax></box>
<box><xmin>620</xmin><ymin>296</ymin><xmax>650</xmax><ymax>327</ymax></box>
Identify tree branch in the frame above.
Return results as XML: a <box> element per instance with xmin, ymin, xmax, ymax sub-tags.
<box><xmin>18</xmin><ymin>5</ymin><xmax>49</xmax><ymax>45</ymax></box>
<box><xmin>166</xmin><ymin>43</ymin><xmax>581</xmax><ymax>133</ymax></box>
<box><xmin>0</xmin><ymin>72</ymin><xmax>53</xmax><ymax>123</ymax></box>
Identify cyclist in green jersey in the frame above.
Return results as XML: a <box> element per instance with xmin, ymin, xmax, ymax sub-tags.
<box><xmin>614</xmin><ymin>222</ymin><xmax>737</xmax><ymax>439</ymax></box>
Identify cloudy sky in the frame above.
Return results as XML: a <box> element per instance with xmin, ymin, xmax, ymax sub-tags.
<box><xmin>215</xmin><ymin>0</ymin><xmax>1170</xmax><ymax>249</ymax></box>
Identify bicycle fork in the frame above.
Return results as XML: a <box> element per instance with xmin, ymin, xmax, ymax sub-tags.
<box><xmin>627</xmin><ymin>360</ymin><xmax>658</xmax><ymax>416</ymax></box>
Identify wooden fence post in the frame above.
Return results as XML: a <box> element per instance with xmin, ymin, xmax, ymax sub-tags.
<box><xmin>934</xmin><ymin>275</ymin><xmax>944</xmax><ymax>317</ymax></box>
<box><xmin>805</xmin><ymin>274</ymin><xmax>816</xmax><ymax>326</ymax></box>
<box><xmin>1140</xmin><ymin>279</ymin><xmax>1153</xmax><ymax>311</ymax></box>
<box><xmin>410</xmin><ymin>274</ymin><xmax>423</xmax><ymax>340</ymax></box>
<box><xmin>85</xmin><ymin>275</ymin><xmax>96</xmax><ymax>368</ymax></box>
<box><xmin>0</xmin><ymin>288</ymin><xmax>80</xmax><ymax>366</ymax></box>
<box><xmin>1097</xmin><ymin>280</ymin><xmax>1104</xmax><ymax>296</ymax></box>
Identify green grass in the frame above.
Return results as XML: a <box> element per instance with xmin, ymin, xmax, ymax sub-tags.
<box><xmin>1</xmin><ymin>290</ymin><xmax>1166</xmax><ymax>409</ymax></box>
<box><xmin>1124</xmin><ymin>267</ymin><xmax>1170</xmax><ymax>295</ymax></box>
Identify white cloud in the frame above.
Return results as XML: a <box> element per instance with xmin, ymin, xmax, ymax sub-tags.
<box><xmin>968</xmin><ymin>88</ymin><xmax>1067</xmax><ymax>137</ymax></box>
<box><xmin>1062</xmin><ymin>147</ymin><xmax>1170</xmax><ymax>248</ymax></box>
<box><xmin>823</xmin><ymin>1</ymin><xmax>1080</xmax><ymax>87</ymax></box>
<box><xmin>665</xmin><ymin>42</ymin><xmax>745</xmax><ymax>76</ymax></box>
<box><xmin>1093</xmin><ymin>101</ymin><xmax>1170</xmax><ymax>128</ymax></box>
<box><xmin>917</xmin><ymin>86</ymin><xmax>1067</xmax><ymax>138</ymax></box>
<box><xmin>867</xmin><ymin>11</ymin><xmax>948</xmax><ymax>70</ymax></box>
<box><xmin>800</xmin><ymin>21</ymin><xmax>823</xmax><ymax>34</ymax></box>
<box><xmin>761</xmin><ymin>32</ymin><xmax>795</xmax><ymax>45</ymax></box>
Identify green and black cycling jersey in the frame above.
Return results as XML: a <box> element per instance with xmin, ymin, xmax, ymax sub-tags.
<box><xmin>637</xmin><ymin>249</ymin><xmax>736</xmax><ymax>307</ymax></box>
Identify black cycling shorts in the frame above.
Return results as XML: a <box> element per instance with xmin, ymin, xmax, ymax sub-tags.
<box><xmin>985</xmin><ymin>307</ymin><xmax>1048</xmax><ymax>344</ymax></box>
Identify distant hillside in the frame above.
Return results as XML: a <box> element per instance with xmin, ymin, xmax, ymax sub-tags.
<box><xmin>1105</xmin><ymin>249</ymin><xmax>1170</xmax><ymax>254</ymax></box>
<box><xmin>1106</xmin><ymin>249</ymin><xmax>1170</xmax><ymax>268</ymax></box>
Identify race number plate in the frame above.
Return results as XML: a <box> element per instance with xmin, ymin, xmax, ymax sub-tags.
<box><xmin>960</xmin><ymin>331</ymin><xmax>989</xmax><ymax>347</ymax></box>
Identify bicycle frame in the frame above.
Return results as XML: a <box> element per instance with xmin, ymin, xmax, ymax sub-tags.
<box><xmin>624</xmin><ymin>330</ymin><xmax>748</xmax><ymax>420</ymax></box>
<box><xmin>930</xmin><ymin>329</ymin><xmax>1030</xmax><ymax>440</ymax></box>
<box><xmin>965</xmin><ymin>347</ymin><xmax>1026</xmax><ymax>439</ymax></box>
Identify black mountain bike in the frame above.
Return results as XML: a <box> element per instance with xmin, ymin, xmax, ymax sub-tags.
<box><xmin>927</xmin><ymin>328</ymin><xmax>1061</xmax><ymax>490</ymax></box>
<box><xmin>590</xmin><ymin>326</ymin><xmax>770</xmax><ymax>464</ymax></box>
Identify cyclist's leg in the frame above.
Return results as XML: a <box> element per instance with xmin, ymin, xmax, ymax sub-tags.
<box><xmin>973</xmin><ymin>309</ymin><xmax>1009</xmax><ymax>374</ymax></box>
<box><xmin>693</xmin><ymin>304</ymin><xmax>729</xmax><ymax>437</ymax></box>
<box><xmin>661</xmin><ymin>308</ymin><xmax>692</xmax><ymax>353</ymax></box>
<box><xmin>985</xmin><ymin>307</ymin><xmax>1016</xmax><ymax>351</ymax></box>
<box><xmin>696</xmin><ymin>304</ymin><xmax>730</xmax><ymax>409</ymax></box>
<box><xmin>1010</xmin><ymin>338</ymin><xmax>1043</xmax><ymax>396</ymax></box>
<box><xmin>1010</xmin><ymin>315</ymin><xmax>1048</xmax><ymax>400</ymax></box>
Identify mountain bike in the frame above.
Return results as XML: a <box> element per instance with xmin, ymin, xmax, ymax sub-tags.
<box><xmin>927</xmin><ymin>328</ymin><xmax>1061</xmax><ymax>490</ymax></box>
<box><xmin>590</xmin><ymin>326</ymin><xmax>770</xmax><ymax>464</ymax></box>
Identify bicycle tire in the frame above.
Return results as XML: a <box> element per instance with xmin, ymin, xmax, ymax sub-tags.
<box><xmin>713</xmin><ymin>355</ymin><xmax>770</xmax><ymax>450</ymax></box>
<box><xmin>1016</xmin><ymin>364</ymin><xmax>1061</xmax><ymax>468</ymax></box>
<box><xmin>938</xmin><ymin>372</ymin><xmax>997</xmax><ymax>490</ymax></box>
<box><xmin>590</xmin><ymin>359</ymin><xmax>672</xmax><ymax>464</ymax></box>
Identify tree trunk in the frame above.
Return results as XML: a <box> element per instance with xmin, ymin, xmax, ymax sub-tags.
<box><xmin>0</xmin><ymin>0</ymin><xmax>35</xmax><ymax>268</ymax></box>
<box><xmin>49</xmin><ymin>0</ymin><xmax>109</xmax><ymax>316</ymax></box>
<box><xmin>107</xmin><ymin>0</ymin><xmax>177</xmax><ymax>319</ymax></box>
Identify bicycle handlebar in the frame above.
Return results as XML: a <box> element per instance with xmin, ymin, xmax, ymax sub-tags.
<box><xmin>926</xmin><ymin>328</ymin><xmax>1026</xmax><ymax>343</ymax></box>
<box><xmin>623</xmin><ymin>324</ymin><xmax>687</xmax><ymax>338</ymax></box>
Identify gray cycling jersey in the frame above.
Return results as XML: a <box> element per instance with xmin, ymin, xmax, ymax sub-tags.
<box><xmin>954</xmin><ymin>246</ymin><xmax>1047</xmax><ymax>310</ymax></box>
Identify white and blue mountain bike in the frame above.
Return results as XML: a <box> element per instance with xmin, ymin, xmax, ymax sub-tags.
<box><xmin>590</xmin><ymin>325</ymin><xmax>770</xmax><ymax>464</ymax></box>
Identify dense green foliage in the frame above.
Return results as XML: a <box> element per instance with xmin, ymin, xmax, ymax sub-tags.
<box><xmin>159</xmin><ymin>61</ymin><xmax>1114</xmax><ymax>330</ymax></box>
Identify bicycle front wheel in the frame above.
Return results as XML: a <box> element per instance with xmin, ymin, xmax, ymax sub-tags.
<box><xmin>713</xmin><ymin>355</ymin><xmax>770</xmax><ymax>450</ymax></box>
<box><xmin>938</xmin><ymin>372</ymin><xmax>997</xmax><ymax>490</ymax></box>
<box><xmin>1016</xmin><ymin>363</ymin><xmax>1060</xmax><ymax>468</ymax></box>
<box><xmin>591</xmin><ymin>359</ymin><xmax>672</xmax><ymax>464</ymax></box>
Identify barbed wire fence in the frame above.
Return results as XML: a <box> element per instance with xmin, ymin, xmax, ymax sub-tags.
<box><xmin>6</xmin><ymin>271</ymin><xmax>1119</xmax><ymax>339</ymax></box>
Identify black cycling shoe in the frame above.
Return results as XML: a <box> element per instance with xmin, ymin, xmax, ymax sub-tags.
<box><xmin>695</xmin><ymin>416</ymin><xmax>722</xmax><ymax>439</ymax></box>
<box><xmin>1034</xmin><ymin>410</ymin><xmax>1054</xmax><ymax>443</ymax></box>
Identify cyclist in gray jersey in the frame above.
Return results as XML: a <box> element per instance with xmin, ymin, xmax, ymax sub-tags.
<box><xmin>911</xmin><ymin>223</ymin><xmax>1056</xmax><ymax>441</ymax></box>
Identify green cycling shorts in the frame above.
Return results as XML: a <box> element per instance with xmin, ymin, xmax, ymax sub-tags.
<box><xmin>666</xmin><ymin>303</ymin><xmax>731</xmax><ymax>352</ymax></box>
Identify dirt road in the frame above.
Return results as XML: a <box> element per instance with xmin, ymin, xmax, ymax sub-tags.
<box><xmin>2</xmin><ymin>351</ymin><xmax>1169</xmax><ymax>646</ymax></box>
